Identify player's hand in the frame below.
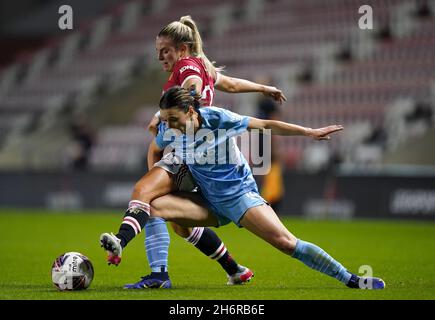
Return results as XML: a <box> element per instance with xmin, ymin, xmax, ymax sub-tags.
<box><xmin>147</xmin><ymin>115</ymin><xmax>161</xmax><ymax>136</ymax></box>
<box><xmin>307</xmin><ymin>125</ymin><xmax>344</xmax><ymax>140</ymax></box>
<box><xmin>262</xmin><ymin>86</ymin><xmax>287</xmax><ymax>104</ymax></box>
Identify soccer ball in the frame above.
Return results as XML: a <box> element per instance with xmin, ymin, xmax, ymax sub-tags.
<box><xmin>51</xmin><ymin>252</ymin><xmax>94</xmax><ymax>291</ymax></box>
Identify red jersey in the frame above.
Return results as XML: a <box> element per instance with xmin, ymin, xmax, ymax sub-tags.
<box><xmin>162</xmin><ymin>57</ymin><xmax>215</xmax><ymax>106</ymax></box>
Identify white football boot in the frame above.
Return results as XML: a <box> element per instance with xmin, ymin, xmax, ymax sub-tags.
<box><xmin>227</xmin><ymin>265</ymin><xmax>254</xmax><ymax>285</ymax></box>
<box><xmin>99</xmin><ymin>232</ymin><xmax>122</xmax><ymax>266</ymax></box>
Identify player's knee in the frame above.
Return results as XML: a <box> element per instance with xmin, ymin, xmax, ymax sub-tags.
<box><xmin>273</xmin><ymin>235</ymin><xmax>298</xmax><ymax>255</ymax></box>
<box><xmin>170</xmin><ymin>223</ymin><xmax>191</xmax><ymax>238</ymax></box>
<box><xmin>149</xmin><ymin>198</ymin><xmax>166</xmax><ymax>219</ymax></box>
<box><xmin>132</xmin><ymin>181</ymin><xmax>153</xmax><ymax>202</ymax></box>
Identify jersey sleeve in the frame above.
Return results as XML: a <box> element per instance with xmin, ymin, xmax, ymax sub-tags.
<box><xmin>215</xmin><ymin>107</ymin><xmax>250</xmax><ymax>135</ymax></box>
<box><xmin>155</xmin><ymin>122</ymin><xmax>176</xmax><ymax>149</ymax></box>
<box><xmin>214</xmin><ymin>72</ymin><xmax>221</xmax><ymax>85</ymax></box>
<box><xmin>173</xmin><ymin>59</ymin><xmax>203</xmax><ymax>88</ymax></box>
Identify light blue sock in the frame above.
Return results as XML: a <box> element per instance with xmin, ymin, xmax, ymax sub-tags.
<box><xmin>145</xmin><ymin>217</ymin><xmax>170</xmax><ymax>273</ymax></box>
<box><xmin>291</xmin><ymin>239</ymin><xmax>352</xmax><ymax>284</ymax></box>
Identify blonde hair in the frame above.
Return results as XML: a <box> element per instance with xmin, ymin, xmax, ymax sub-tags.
<box><xmin>158</xmin><ymin>15</ymin><xmax>223</xmax><ymax>79</ymax></box>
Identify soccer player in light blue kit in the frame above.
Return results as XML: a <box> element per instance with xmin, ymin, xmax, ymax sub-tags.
<box><xmin>100</xmin><ymin>16</ymin><xmax>287</xmax><ymax>289</ymax></box>
<box><xmin>103</xmin><ymin>86</ymin><xmax>385</xmax><ymax>289</ymax></box>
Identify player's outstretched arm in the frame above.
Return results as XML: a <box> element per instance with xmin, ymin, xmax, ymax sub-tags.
<box><xmin>248</xmin><ymin>117</ymin><xmax>343</xmax><ymax>140</ymax></box>
<box><xmin>215</xmin><ymin>74</ymin><xmax>287</xmax><ymax>104</ymax></box>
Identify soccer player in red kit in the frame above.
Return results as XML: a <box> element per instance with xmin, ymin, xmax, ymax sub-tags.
<box><xmin>100</xmin><ymin>15</ymin><xmax>287</xmax><ymax>289</ymax></box>
<box><xmin>162</xmin><ymin>56</ymin><xmax>214</xmax><ymax>105</ymax></box>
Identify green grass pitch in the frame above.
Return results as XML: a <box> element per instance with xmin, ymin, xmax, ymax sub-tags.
<box><xmin>1</xmin><ymin>209</ymin><xmax>434</xmax><ymax>300</ymax></box>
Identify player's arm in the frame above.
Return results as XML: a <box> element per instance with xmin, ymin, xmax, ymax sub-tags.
<box><xmin>181</xmin><ymin>77</ymin><xmax>203</xmax><ymax>99</ymax></box>
<box><xmin>147</xmin><ymin>139</ymin><xmax>164</xmax><ymax>171</ymax></box>
<box><xmin>248</xmin><ymin>117</ymin><xmax>343</xmax><ymax>140</ymax></box>
<box><xmin>147</xmin><ymin>114</ymin><xmax>160</xmax><ymax>136</ymax></box>
<box><xmin>215</xmin><ymin>73</ymin><xmax>287</xmax><ymax>104</ymax></box>
<box><xmin>147</xmin><ymin>76</ymin><xmax>203</xmax><ymax>135</ymax></box>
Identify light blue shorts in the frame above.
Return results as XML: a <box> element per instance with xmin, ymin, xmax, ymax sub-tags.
<box><xmin>205</xmin><ymin>191</ymin><xmax>268</xmax><ymax>227</ymax></box>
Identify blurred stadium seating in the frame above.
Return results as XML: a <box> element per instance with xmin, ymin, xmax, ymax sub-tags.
<box><xmin>0</xmin><ymin>0</ymin><xmax>434</xmax><ymax>172</ymax></box>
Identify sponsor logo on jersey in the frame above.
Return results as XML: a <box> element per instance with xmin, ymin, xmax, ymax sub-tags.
<box><xmin>180</xmin><ymin>65</ymin><xmax>200</xmax><ymax>74</ymax></box>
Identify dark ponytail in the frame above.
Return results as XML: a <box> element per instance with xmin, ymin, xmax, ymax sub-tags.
<box><xmin>159</xmin><ymin>86</ymin><xmax>200</xmax><ymax>112</ymax></box>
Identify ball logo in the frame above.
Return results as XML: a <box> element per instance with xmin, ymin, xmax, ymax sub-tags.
<box><xmin>71</xmin><ymin>255</ymin><xmax>79</xmax><ymax>273</ymax></box>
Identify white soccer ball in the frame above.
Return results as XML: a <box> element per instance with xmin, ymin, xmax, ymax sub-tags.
<box><xmin>51</xmin><ymin>252</ymin><xmax>94</xmax><ymax>291</ymax></box>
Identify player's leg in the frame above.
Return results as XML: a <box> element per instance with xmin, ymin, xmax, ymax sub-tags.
<box><xmin>134</xmin><ymin>159</ymin><xmax>187</xmax><ymax>288</ymax></box>
<box><xmin>138</xmin><ymin>217</ymin><xmax>171</xmax><ymax>288</ymax></box>
<box><xmin>100</xmin><ymin>166</ymin><xmax>175</xmax><ymax>266</ymax></box>
<box><xmin>170</xmin><ymin>223</ymin><xmax>192</xmax><ymax>238</ymax></box>
<box><xmin>121</xmin><ymin>192</ymin><xmax>218</xmax><ymax>289</ymax></box>
<box><xmin>151</xmin><ymin>193</ymin><xmax>253</xmax><ymax>285</ymax></box>
<box><xmin>143</xmin><ymin>163</ymin><xmax>253</xmax><ymax>286</ymax></box>
<box><xmin>169</xmin><ymin>222</ymin><xmax>253</xmax><ymax>285</ymax></box>
<box><xmin>150</xmin><ymin>192</ymin><xmax>219</xmax><ymax>225</ymax></box>
<box><xmin>141</xmin><ymin>164</ymin><xmax>192</xmax><ymax>284</ymax></box>
<box><xmin>239</xmin><ymin>204</ymin><xmax>385</xmax><ymax>289</ymax></box>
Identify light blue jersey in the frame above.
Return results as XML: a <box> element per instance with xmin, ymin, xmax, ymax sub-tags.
<box><xmin>155</xmin><ymin>107</ymin><xmax>266</xmax><ymax>225</ymax></box>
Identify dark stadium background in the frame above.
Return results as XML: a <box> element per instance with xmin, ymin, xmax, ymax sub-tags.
<box><xmin>1</xmin><ymin>0</ymin><xmax>434</xmax><ymax>220</ymax></box>
<box><xmin>1</xmin><ymin>0</ymin><xmax>435</xmax><ymax>303</ymax></box>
